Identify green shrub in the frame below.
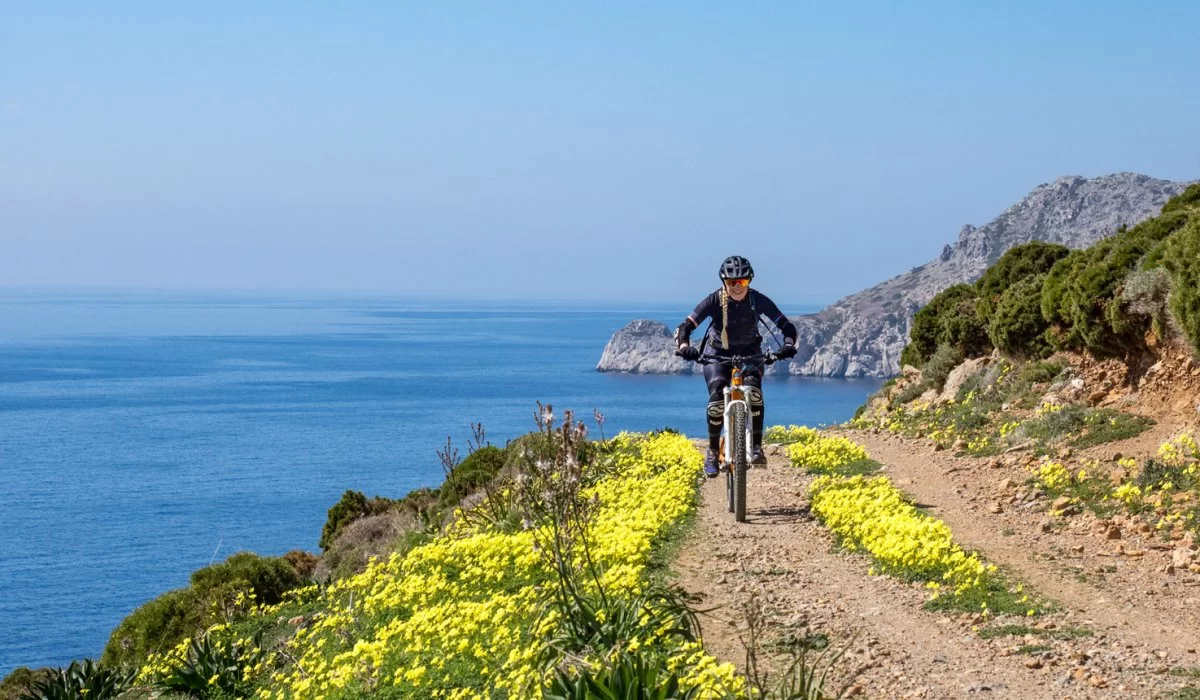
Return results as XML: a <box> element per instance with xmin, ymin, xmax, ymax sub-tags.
<box><xmin>922</xmin><ymin>344</ymin><xmax>964</xmax><ymax>391</ymax></box>
<box><xmin>954</xmin><ymin>369</ymin><xmax>987</xmax><ymax>402</ymax></box>
<box><xmin>189</xmin><ymin>552</ymin><xmax>301</xmax><ymax>606</ymax></box>
<box><xmin>904</xmin><ymin>284</ymin><xmax>990</xmax><ymax>366</ymax></box>
<box><xmin>102</xmin><ymin>587</ymin><xmax>203</xmax><ymax>668</ymax></box>
<box><xmin>1161</xmin><ymin>182</ymin><xmax>1200</xmax><ymax>215</ymax></box>
<box><xmin>976</xmin><ymin>242</ymin><xmax>1069</xmax><ymax>319</ymax></box>
<box><xmin>1</xmin><ymin>668</ymin><xmax>50</xmax><ymax>700</ymax></box>
<box><xmin>102</xmin><ymin>553</ymin><xmax>301</xmax><ymax>669</ymax></box>
<box><xmin>1119</xmin><ymin>267</ymin><xmax>1174</xmax><ymax>341</ymax></box>
<box><xmin>988</xmin><ymin>274</ymin><xmax>1053</xmax><ymax>359</ymax></box>
<box><xmin>1042</xmin><ymin>209</ymin><xmax>1192</xmax><ymax>357</ymax></box>
<box><xmin>1162</xmin><ymin>217</ymin><xmax>1200</xmax><ymax>353</ymax></box>
<box><xmin>893</xmin><ymin>380</ymin><xmax>930</xmax><ymax>405</ymax></box>
<box><xmin>319</xmin><ymin>490</ymin><xmax>395</xmax><ymax>551</ymax></box>
<box><xmin>1018</xmin><ymin>360</ymin><xmax>1064</xmax><ymax>385</ymax></box>
<box><xmin>1072</xmin><ymin>410</ymin><xmax>1154</xmax><ymax>449</ymax></box>
<box><xmin>437</xmin><ymin>445</ymin><xmax>507</xmax><ymax>508</ymax></box>
<box><xmin>1040</xmin><ymin>249</ymin><xmax>1088</xmax><ymax>349</ymax></box>
<box><xmin>1023</xmin><ymin>404</ymin><xmax>1089</xmax><ymax>443</ymax></box>
<box><xmin>18</xmin><ymin>660</ymin><xmax>134</xmax><ymax>700</ymax></box>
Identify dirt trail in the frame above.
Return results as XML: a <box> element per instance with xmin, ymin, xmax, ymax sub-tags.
<box><xmin>670</xmin><ymin>440</ymin><xmax>1200</xmax><ymax>699</ymax></box>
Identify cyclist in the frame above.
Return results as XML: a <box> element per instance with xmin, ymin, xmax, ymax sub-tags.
<box><xmin>674</xmin><ymin>256</ymin><xmax>799</xmax><ymax>478</ymax></box>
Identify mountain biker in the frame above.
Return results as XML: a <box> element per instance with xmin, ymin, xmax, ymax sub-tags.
<box><xmin>674</xmin><ymin>256</ymin><xmax>799</xmax><ymax>478</ymax></box>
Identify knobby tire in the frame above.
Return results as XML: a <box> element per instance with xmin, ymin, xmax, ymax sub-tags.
<box><xmin>721</xmin><ymin>435</ymin><xmax>734</xmax><ymax>513</ymax></box>
<box><xmin>731</xmin><ymin>403</ymin><xmax>748</xmax><ymax>522</ymax></box>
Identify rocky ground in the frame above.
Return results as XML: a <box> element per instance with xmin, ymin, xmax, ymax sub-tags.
<box><xmin>670</xmin><ymin>432</ymin><xmax>1200</xmax><ymax>699</ymax></box>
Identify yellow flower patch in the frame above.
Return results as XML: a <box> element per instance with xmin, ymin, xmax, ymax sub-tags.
<box><xmin>809</xmin><ymin>473</ymin><xmax>994</xmax><ymax>598</ymax></box>
<box><xmin>787</xmin><ymin>434</ymin><xmax>870</xmax><ymax>472</ymax></box>
<box><xmin>142</xmin><ymin>432</ymin><xmax>740</xmax><ymax>699</ymax></box>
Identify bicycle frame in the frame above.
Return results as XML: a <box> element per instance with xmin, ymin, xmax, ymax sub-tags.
<box><xmin>720</xmin><ymin>367</ymin><xmax>754</xmax><ymax>469</ymax></box>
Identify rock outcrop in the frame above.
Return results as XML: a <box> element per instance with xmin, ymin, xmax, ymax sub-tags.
<box><xmin>595</xmin><ymin>320</ymin><xmax>696</xmax><ymax>374</ymax></box>
<box><xmin>598</xmin><ymin>173</ymin><xmax>1196</xmax><ymax>377</ymax></box>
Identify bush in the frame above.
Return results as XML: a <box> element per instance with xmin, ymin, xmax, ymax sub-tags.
<box><xmin>1</xmin><ymin>668</ymin><xmax>51</xmax><ymax>700</ymax></box>
<box><xmin>102</xmin><ymin>587</ymin><xmax>203</xmax><ymax>668</ymax></box>
<box><xmin>437</xmin><ymin>445</ymin><xmax>507</xmax><ymax>508</ymax></box>
<box><xmin>319</xmin><ymin>490</ymin><xmax>395</xmax><ymax>551</ymax></box>
<box><xmin>904</xmin><ymin>284</ymin><xmax>990</xmax><ymax>366</ymax></box>
<box><xmin>976</xmin><ymin>242</ymin><xmax>1069</xmax><ymax>319</ymax></box>
<box><xmin>1042</xmin><ymin>209</ymin><xmax>1192</xmax><ymax>357</ymax></box>
<box><xmin>320</xmin><ymin>509</ymin><xmax>424</xmax><ymax>580</ymax></box>
<box><xmin>1018</xmin><ymin>361</ymin><xmax>1064</xmax><ymax>385</ymax></box>
<box><xmin>922</xmin><ymin>344</ymin><xmax>964</xmax><ymax>391</ymax></box>
<box><xmin>988</xmin><ymin>274</ymin><xmax>1053</xmax><ymax>359</ymax></box>
<box><xmin>893</xmin><ymin>380</ymin><xmax>929</xmax><ymax>405</ymax></box>
<box><xmin>1023</xmin><ymin>404</ymin><xmax>1089</xmax><ymax>443</ymax></box>
<box><xmin>1072</xmin><ymin>410</ymin><xmax>1154</xmax><ymax>449</ymax></box>
<box><xmin>1161</xmin><ymin>182</ymin><xmax>1200</xmax><ymax>215</ymax></box>
<box><xmin>1120</xmin><ymin>267</ymin><xmax>1174</xmax><ymax>341</ymax></box>
<box><xmin>103</xmin><ymin>553</ymin><xmax>301</xmax><ymax>668</ymax></box>
<box><xmin>1162</xmin><ymin>217</ymin><xmax>1200</xmax><ymax>352</ymax></box>
<box><xmin>189</xmin><ymin>551</ymin><xmax>301</xmax><ymax>606</ymax></box>
<box><xmin>282</xmin><ymin>549</ymin><xmax>320</xmax><ymax>579</ymax></box>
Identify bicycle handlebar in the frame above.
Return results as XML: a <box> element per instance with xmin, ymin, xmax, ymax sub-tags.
<box><xmin>692</xmin><ymin>351</ymin><xmax>777</xmax><ymax>367</ymax></box>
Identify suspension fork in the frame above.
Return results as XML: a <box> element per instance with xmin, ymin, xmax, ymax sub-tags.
<box><xmin>722</xmin><ymin>365</ymin><xmax>751</xmax><ymax>465</ymax></box>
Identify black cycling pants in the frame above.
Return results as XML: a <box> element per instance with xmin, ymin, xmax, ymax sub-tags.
<box><xmin>702</xmin><ymin>363</ymin><xmax>764</xmax><ymax>452</ymax></box>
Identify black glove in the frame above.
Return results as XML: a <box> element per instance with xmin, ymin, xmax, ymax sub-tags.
<box><xmin>776</xmin><ymin>343</ymin><xmax>797</xmax><ymax>360</ymax></box>
<box><xmin>676</xmin><ymin>345</ymin><xmax>701</xmax><ymax>361</ymax></box>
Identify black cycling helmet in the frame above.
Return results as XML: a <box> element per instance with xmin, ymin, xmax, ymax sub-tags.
<box><xmin>719</xmin><ymin>255</ymin><xmax>754</xmax><ymax>281</ymax></box>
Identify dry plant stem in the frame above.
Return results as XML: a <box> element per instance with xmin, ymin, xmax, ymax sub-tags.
<box><xmin>521</xmin><ymin>404</ymin><xmax>612</xmax><ymax>615</ymax></box>
<box><xmin>738</xmin><ymin>594</ymin><xmax>859</xmax><ymax>700</ymax></box>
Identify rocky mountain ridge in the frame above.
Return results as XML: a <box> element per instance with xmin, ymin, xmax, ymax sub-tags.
<box><xmin>597</xmin><ymin>173</ymin><xmax>1195</xmax><ymax>377</ymax></box>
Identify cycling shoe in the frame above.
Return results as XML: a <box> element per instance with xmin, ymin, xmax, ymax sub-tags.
<box><xmin>703</xmin><ymin>450</ymin><xmax>720</xmax><ymax>478</ymax></box>
<box><xmin>751</xmin><ymin>447</ymin><xmax>768</xmax><ymax>467</ymax></box>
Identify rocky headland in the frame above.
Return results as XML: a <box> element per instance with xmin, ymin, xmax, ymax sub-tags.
<box><xmin>597</xmin><ymin>173</ymin><xmax>1195</xmax><ymax>378</ymax></box>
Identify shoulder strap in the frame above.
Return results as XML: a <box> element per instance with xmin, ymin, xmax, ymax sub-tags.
<box><xmin>750</xmin><ymin>290</ymin><xmax>783</xmax><ymax>349</ymax></box>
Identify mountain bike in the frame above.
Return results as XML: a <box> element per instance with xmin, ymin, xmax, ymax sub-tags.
<box><xmin>694</xmin><ymin>352</ymin><xmax>778</xmax><ymax>522</ymax></box>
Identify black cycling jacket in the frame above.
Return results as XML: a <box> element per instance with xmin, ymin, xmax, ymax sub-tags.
<box><xmin>675</xmin><ymin>289</ymin><xmax>798</xmax><ymax>355</ymax></box>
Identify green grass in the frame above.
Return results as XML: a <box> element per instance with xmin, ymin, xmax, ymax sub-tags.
<box><xmin>1023</xmin><ymin>404</ymin><xmax>1090</xmax><ymax>443</ymax></box>
<box><xmin>647</xmin><ymin>508</ymin><xmax>699</xmax><ymax>586</ymax></box>
<box><xmin>894</xmin><ymin>381</ymin><xmax>930</xmax><ymax>405</ymax></box>
<box><xmin>1071</xmin><ymin>409</ymin><xmax>1155</xmax><ymax>449</ymax></box>
<box><xmin>976</xmin><ymin>624</ymin><xmax>1093</xmax><ymax>640</ymax></box>
<box><xmin>923</xmin><ymin>573</ymin><xmax>1054</xmax><ymax>617</ymax></box>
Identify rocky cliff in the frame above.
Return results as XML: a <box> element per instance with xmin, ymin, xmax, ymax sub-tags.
<box><xmin>597</xmin><ymin>173</ymin><xmax>1195</xmax><ymax>377</ymax></box>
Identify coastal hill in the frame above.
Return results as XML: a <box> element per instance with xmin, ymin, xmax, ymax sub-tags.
<box><xmin>597</xmin><ymin>173</ymin><xmax>1194</xmax><ymax>378</ymax></box>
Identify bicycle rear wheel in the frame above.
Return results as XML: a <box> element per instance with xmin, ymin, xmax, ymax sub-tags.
<box><xmin>731</xmin><ymin>403</ymin><xmax>748</xmax><ymax>522</ymax></box>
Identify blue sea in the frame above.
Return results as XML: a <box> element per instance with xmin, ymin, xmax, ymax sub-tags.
<box><xmin>0</xmin><ymin>291</ymin><xmax>882</xmax><ymax>676</ymax></box>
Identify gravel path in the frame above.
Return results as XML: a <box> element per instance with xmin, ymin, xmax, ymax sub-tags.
<box><xmin>670</xmin><ymin>437</ymin><xmax>1200</xmax><ymax>699</ymax></box>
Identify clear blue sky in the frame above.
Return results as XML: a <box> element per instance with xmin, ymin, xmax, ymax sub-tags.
<box><xmin>3</xmin><ymin>2</ymin><xmax>1198</xmax><ymax>305</ymax></box>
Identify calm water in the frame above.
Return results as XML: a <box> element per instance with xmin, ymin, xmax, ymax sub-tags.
<box><xmin>0</xmin><ymin>291</ymin><xmax>882</xmax><ymax>675</ymax></box>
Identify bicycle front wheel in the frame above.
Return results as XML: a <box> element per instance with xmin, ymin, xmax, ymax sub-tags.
<box><xmin>731</xmin><ymin>403</ymin><xmax>748</xmax><ymax>522</ymax></box>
